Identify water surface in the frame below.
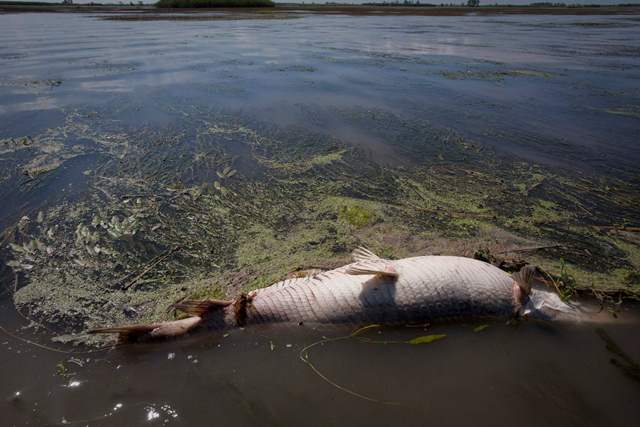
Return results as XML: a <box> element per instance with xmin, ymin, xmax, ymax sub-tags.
<box><xmin>1</xmin><ymin>11</ymin><xmax>640</xmax><ymax>426</ymax></box>
<box><xmin>2</xmin><ymin>296</ymin><xmax>640</xmax><ymax>427</ymax></box>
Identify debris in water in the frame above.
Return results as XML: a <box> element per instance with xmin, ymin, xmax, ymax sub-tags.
<box><xmin>68</xmin><ymin>357</ymin><xmax>85</xmax><ymax>367</ymax></box>
<box><xmin>56</xmin><ymin>362</ymin><xmax>69</xmax><ymax>377</ymax></box>
<box><xmin>596</xmin><ymin>328</ymin><xmax>640</xmax><ymax>383</ymax></box>
<box><xmin>407</xmin><ymin>334</ymin><xmax>447</xmax><ymax>345</ymax></box>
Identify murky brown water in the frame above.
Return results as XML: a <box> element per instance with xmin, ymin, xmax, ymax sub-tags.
<box><xmin>2</xmin><ymin>294</ymin><xmax>639</xmax><ymax>427</ymax></box>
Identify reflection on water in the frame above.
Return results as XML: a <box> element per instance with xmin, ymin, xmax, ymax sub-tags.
<box><xmin>1</xmin><ymin>13</ymin><xmax>639</xmax><ymax>175</ymax></box>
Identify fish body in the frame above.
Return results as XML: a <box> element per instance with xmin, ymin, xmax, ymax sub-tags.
<box><xmin>247</xmin><ymin>255</ymin><xmax>516</xmax><ymax>326</ymax></box>
<box><xmin>91</xmin><ymin>248</ymin><xmax>575</xmax><ymax>341</ymax></box>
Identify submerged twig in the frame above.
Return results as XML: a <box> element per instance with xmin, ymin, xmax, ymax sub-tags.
<box><xmin>0</xmin><ymin>325</ymin><xmax>110</xmax><ymax>355</ymax></box>
<box><xmin>496</xmin><ymin>244</ymin><xmax>564</xmax><ymax>254</ymax></box>
<box><xmin>120</xmin><ymin>246</ymin><xmax>181</xmax><ymax>291</ymax></box>
<box><xmin>299</xmin><ymin>324</ymin><xmax>446</xmax><ymax>405</ymax></box>
<box><xmin>299</xmin><ymin>324</ymin><xmax>403</xmax><ymax>405</ymax></box>
<box><xmin>595</xmin><ymin>328</ymin><xmax>640</xmax><ymax>383</ymax></box>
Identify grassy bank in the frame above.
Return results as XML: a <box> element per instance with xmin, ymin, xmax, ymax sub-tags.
<box><xmin>155</xmin><ymin>0</ymin><xmax>274</xmax><ymax>8</ymax></box>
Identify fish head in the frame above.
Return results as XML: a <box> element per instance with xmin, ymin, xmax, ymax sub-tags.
<box><xmin>522</xmin><ymin>285</ymin><xmax>579</xmax><ymax>321</ymax></box>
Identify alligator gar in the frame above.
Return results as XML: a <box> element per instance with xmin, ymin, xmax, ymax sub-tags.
<box><xmin>90</xmin><ymin>247</ymin><xmax>576</xmax><ymax>342</ymax></box>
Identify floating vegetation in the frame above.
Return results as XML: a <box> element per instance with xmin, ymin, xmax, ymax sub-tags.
<box><xmin>407</xmin><ymin>334</ymin><xmax>447</xmax><ymax>345</ymax></box>
<box><xmin>0</xmin><ymin>78</ymin><xmax>62</xmax><ymax>89</ymax></box>
<box><xmin>442</xmin><ymin>69</ymin><xmax>556</xmax><ymax>81</ymax></box>
<box><xmin>339</xmin><ymin>204</ymin><xmax>376</xmax><ymax>229</ymax></box>
<box><xmin>216</xmin><ymin>166</ymin><xmax>237</xmax><ymax>180</ymax></box>
<box><xmin>605</xmin><ymin>106</ymin><xmax>640</xmax><ymax>119</ymax></box>
<box><xmin>1</xmin><ymin>104</ymin><xmax>639</xmax><ymax>344</ymax></box>
<box><xmin>274</xmin><ymin>64</ymin><xmax>317</xmax><ymax>73</ymax></box>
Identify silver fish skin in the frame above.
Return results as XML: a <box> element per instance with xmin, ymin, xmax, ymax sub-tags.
<box><xmin>246</xmin><ymin>256</ymin><xmax>517</xmax><ymax>326</ymax></box>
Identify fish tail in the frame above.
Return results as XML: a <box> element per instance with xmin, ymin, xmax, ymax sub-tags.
<box><xmin>89</xmin><ymin>324</ymin><xmax>161</xmax><ymax>343</ymax></box>
<box><xmin>89</xmin><ymin>316</ymin><xmax>203</xmax><ymax>342</ymax></box>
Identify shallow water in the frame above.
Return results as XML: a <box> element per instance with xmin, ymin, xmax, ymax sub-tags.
<box><xmin>2</xmin><ymin>295</ymin><xmax>640</xmax><ymax>427</ymax></box>
<box><xmin>1</xmin><ymin>11</ymin><xmax>640</xmax><ymax>426</ymax></box>
<box><xmin>1</xmin><ymin>13</ymin><xmax>639</xmax><ymax>179</ymax></box>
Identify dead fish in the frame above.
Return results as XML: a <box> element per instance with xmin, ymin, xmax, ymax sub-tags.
<box><xmin>90</xmin><ymin>247</ymin><xmax>576</xmax><ymax>342</ymax></box>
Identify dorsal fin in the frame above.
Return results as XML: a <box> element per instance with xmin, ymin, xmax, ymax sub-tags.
<box><xmin>346</xmin><ymin>248</ymin><xmax>398</xmax><ymax>278</ymax></box>
<box><xmin>352</xmin><ymin>246</ymin><xmax>382</xmax><ymax>263</ymax></box>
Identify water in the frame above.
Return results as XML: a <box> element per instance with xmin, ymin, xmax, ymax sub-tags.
<box><xmin>1</xmin><ymin>295</ymin><xmax>639</xmax><ymax>427</ymax></box>
<box><xmin>1</xmin><ymin>10</ymin><xmax>640</xmax><ymax>426</ymax></box>
<box><xmin>2</xmin><ymin>13</ymin><xmax>639</xmax><ymax>177</ymax></box>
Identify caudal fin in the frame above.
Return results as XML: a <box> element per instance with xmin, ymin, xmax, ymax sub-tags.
<box><xmin>89</xmin><ymin>316</ymin><xmax>203</xmax><ymax>343</ymax></box>
<box><xmin>89</xmin><ymin>324</ymin><xmax>161</xmax><ymax>343</ymax></box>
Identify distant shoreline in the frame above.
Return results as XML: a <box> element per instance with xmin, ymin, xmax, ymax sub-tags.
<box><xmin>1</xmin><ymin>3</ymin><xmax>640</xmax><ymax>17</ymax></box>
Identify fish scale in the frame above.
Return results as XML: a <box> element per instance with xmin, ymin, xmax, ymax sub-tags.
<box><xmin>246</xmin><ymin>256</ymin><xmax>516</xmax><ymax>325</ymax></box>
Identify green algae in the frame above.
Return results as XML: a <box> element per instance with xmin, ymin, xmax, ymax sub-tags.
<box><xmin>2</xmin><ymin>105</ymin><xmax>639</xmax><ymax>344</ymax></box>
<box><xmin>338</xmin><ymin>204</ymin><xmax>376</xmax><ymax>228</ymax></box>
<box><xmin>258</xmin><ymin>149</ymin><xmax>346</xmax><ymax>173</ymax></box>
